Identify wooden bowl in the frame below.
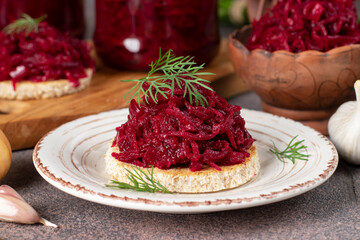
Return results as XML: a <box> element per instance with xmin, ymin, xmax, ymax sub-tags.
<box><xmin>228</xmin><ymin>26</ymin><xmax>360</xmax><ymax>135</ymax></box>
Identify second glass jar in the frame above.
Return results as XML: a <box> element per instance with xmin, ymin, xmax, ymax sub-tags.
<box><xmin>94</xmin><ymin>0</ymin><xmax>220</xmax><ymax>71</ymax></box>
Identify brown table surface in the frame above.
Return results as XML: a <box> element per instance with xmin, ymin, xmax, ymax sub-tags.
<box><xmin>1</xmin><ymin>91</ymin><xmax>360</xmax><ymax>240</ymax></box>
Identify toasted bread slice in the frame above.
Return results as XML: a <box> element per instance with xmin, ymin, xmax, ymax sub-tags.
<box><xmin>105</xmin><ymin>143</ymin><xmax>260</xmax><ymax>193</ymax></box>
<box><xmin>0</xmin><ymin>69</ymin><xmax>93</xmax><ymax>100</ymax></box>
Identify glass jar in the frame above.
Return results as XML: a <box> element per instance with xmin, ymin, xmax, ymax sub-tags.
<box><xmin>0</xmin><ymin>0</ymin><xmax>85</xmax><ymax>38</ymax></box>
<box><xmin>94</xmin><ymin>0</ymin><xmax>220</xmax><ymax>70</ymax></box>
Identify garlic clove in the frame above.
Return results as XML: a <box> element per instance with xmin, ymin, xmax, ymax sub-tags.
<box><xmin>0</xmin><ymin>185</ymin><xmax>57</xmax><ymax>227</ymax></box>
<box><xmin>328</xmin><ymin>80</ymin><xmax>360</xmax><ymax>165</ymax></box>
<box><xmin>0</xmin><ymin>193</ymin><xmax>40</xmax><ymax>224</ymax></box>
<box><xmin>0</xmin><ymin>185</ymin><xmax>26</xmax><ymax>201</ymax></box>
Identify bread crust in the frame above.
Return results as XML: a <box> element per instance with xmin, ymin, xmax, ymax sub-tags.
<box><xmin>0</xmin><ymin>69</ymin><xmax>93</xmax><ymax>100</ymax></box>
<box><xmin>105</xmin><ymin>143</ymin><xmax>260</xmax><ymax>193</ymax></box>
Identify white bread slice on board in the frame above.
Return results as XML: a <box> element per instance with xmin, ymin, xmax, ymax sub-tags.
<box><xmin>0</xmin><ymin>68</ymin><xmax>93</xmax><ymax>100</ymax></box>
<box><xmin>105</xmin><ymin>143</ymin><xmax>260</xmax><ymax>193</ymax></box>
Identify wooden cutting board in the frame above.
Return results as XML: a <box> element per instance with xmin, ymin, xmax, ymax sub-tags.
<box><xmin>0</xmin><ymin>40</ymin><xmax>249</xmax><ymax>150</ymax></box>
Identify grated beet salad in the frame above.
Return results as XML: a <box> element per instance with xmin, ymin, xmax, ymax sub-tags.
<box><xmin>0</xmin><ymin>21</ymin><xmax>95</xmax><ymax>89</ymax></box>
<box><xmin>247</xmin><ymin>0</ymin><xmax>360</xmax><ymax>53</ymax></box>
<box><xmin>111</xmin><ymin>82</ymin><xmax>255</xmax><ymax>172</ymax></box>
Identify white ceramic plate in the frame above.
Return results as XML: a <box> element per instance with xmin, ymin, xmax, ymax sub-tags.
<box><xmin>33</xmin><ymin>109</ymin><xmax>338</xmax><ymax>214</ymax></box>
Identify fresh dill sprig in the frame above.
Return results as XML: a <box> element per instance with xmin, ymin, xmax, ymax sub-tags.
<box><xmin>270</xmin><ymin>135</ymin><xmax>309</xmax><ymax>164</ymax></box>
<box><xmin>106</xmin><ymin>166</ymin><xmax>172</xmax><ymax>194</ymax></box>
<box><xmin>3</xmin><ymin>14</ymin><xmax>47</xmax><ymax>35</ymax></box>
<box><xmin>122</xmin><ymin>49</ymin><xmax>215</xmax><ymax>107</ymax></box>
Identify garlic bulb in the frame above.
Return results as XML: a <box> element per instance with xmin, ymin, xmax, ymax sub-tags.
<box><xmin>0</xmin><ymin>185</ymin><xmax>57</xmax><ymax>227</ymax></box>
<box><xmin>328</xmin><ymin>80</ymin><xmax>360</xmax><ymax>164</ymax></box>
<box><xmin>0</xmin><ymin>130</ymin><xmax>12</xmax><ymax>181</ymax></box>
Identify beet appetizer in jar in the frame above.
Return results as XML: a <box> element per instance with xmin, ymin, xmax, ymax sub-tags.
<box><xmin>94</xmin><ymin>0</ymin><xmax>220</xmax><ymax>70</ymax></box>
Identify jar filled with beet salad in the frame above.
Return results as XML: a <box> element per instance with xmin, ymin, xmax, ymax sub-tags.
<box><xmin>0</xmin><ymin>0</ymin><xmax>85</xmax><ymax>38</ymax></box>
<box><xmin>94</xmin><ymin>0</ymin><xmax>220</xmax><ymax>70</ymax></box>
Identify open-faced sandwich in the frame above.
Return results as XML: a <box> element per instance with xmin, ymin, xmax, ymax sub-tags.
<box><xmin>105</xmin><ymin>50</ymin><xmax>259</xmax><ymax>193</ymax></box>
<box><xmin>0</xmin><ymin>14</ymin><xmax>95</xmax><ymax>100</ymax></box>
